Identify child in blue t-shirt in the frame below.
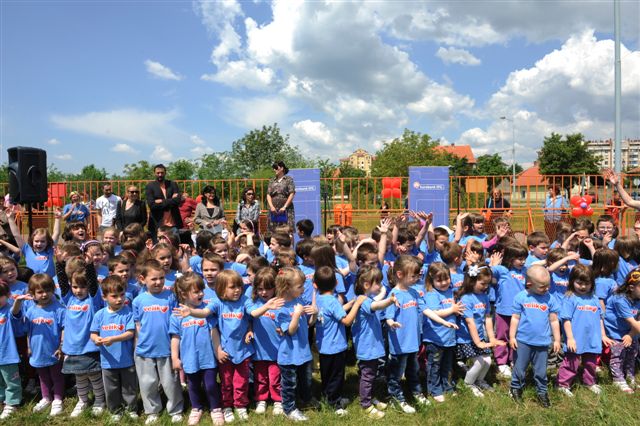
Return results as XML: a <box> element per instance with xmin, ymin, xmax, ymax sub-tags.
<box><xmin>248</xmin><ymin>267</ymin><xmax>285</xmax><ymax>416</ymax></box>
<box><xmin>490</xmin><ymin>243</ymin><xmax>528</xmax><ymax>378</ymax></box>
<box><xmin>132</xmin><ymin>260</ymin><xmax>184</xmax><ymax>424</ymax></box>
<box><xmin>7</xmin><ymin>209</ymin><xmax>60</xmax><ymax>276</ymax></box>
<box><xmin>314</xmin><ymin>266</ymin><xmax>365</xmax><ymax>415</ymax></box>
<box><xmin>509</xmin><ymin>265</ymin><xmax>561</xmax><ymax>408</ymax></box>
<box><xmin>274</xmin><ymin>267</ymin><xmax>317</xmax><ymax>422</ymax></box>
<box><xmin>454</xmin><ymin>213</ymin><xmax>487</xmax><ymax>246</ymax></box>
<box><xmin>170</xmin><ymin>272</ymin><xmax>224</xmax><ymax>426</ymax></box>
<box><xmin>83</xmin><ymin>240</ymin><xmax>110</xmax><ymax>282</ymax></box>
<box><xmin>211</xmin><ymin>237</ymin><xmax>248</xmax><ymax>277</ymax></box>
<box><xmin>12</xmin><ymin>274</ymin><xmax>66</xmax><ymax>416</ymax></box>
<box><xmin>352</xmin><ymin>265</ymin><xmax>396</xmax><ymax>419</ymax></box>
<box><xmin>189</xmin><ymin>231</ymin><xmax>215</xmax><ymax>278</ymax></box>
<box><xmin>150</xmin><ymin>242</ymin><xmax>182</xmax><ymax>291</ymax></box>
<box><xmin>0</xmin><ymin>281</ymin><xmax>22</xmax><ymax>420</ymax></box>
<box><xmin>90</xmin><ymin>276</ymin><xmax>138</xmax><ymax>420</ymax></box>
<box><xmin>524</xmin><ymin>231</ymin><xmax>550</xmax><ymax>268</ymax></box>
<box><xmin>556</xmin><ymin>265</ymin><xmax>613</xmax><ymax>396</ymax></box>
<box><xmin>201</xmin><ymin>252</ymin><xmax>224</xmax><ymax>305</ymax></box>
<box><xmin>56</xmin><ymin>257</ymin><xmax>106</xmax><ymax>417</ymax></box>
<box><xmin>455</xmin><ymin>264</ymin><xmax>504</xmax><ymax>398</ymax></box>
<box><xmin>603</xmin><ymin>267</ymin><xmax>640</xmax><ymax>393</ymax></box>
<box><xmin>592</xmin><ymin>248</ymin><xmax>619</xmax><ymax>313</ymax></box>
<box><xmin>546</xmin><ymin>248</ymin><xmax>579</xmax><ymax>300</ymax></box>
<box><xmin>422</xmin><ymin>262</ymin><xmax>464</xmax><ymax>402</ymax></box>
<box><xmin>106</xmin><ymin>255</ymin><xmax>140</xmax><ymax>306</ymax></box>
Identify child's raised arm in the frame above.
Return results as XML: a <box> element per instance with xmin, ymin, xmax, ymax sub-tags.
<box><xmin>377</xmin><ymin>217</ymin><xmax>392</xmax><ymax>265</ymax></box>
<box><xmin>413</xmin><ymin>211</ymin><xmax>432</xmax><ymax>248</ymax></box>
<box><xmin>287</xmin><ymin>303</ymin><xmax>305</xmax><ymax>335</ymax></box>
<box><xmin>340</xmin><ymin>295</ymin><xmax>366</xmax><ymax>326</ymax></box>
<box><xmin>371</xmin><ymin>291</ymin><xmax>396</xmax><ymax>311</ymax></box>
<box><xmin>453</xmin><ymin>212</ymin><xmax>469</xmax><ymax>243</ymax></box>
<box><xmin>250</xmin><ymin>297</ymin><xmax>285</xmax><ymax>318</ymax></box>
<box><xmin>173</xmin><ymin>304</ymin><xmax>213</xmax><ymax>319</ymax></box>
<box><xmin>10</xmin><ymin>293</ymin><xmax>32</xmax><ymax>316</ymax></box>
<box><xmin>6</xmin><ymin>208</ymin><xmax>25</xmax><ymax>249</ymax></box>
<box><xmin>547</xmin><ymin>252</ymin><xmax>580</xmax><ymax>272</ymax></box>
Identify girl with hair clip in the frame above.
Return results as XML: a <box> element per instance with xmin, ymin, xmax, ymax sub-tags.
<box><xmin>170</xmin><ymin>272</ymin><xmax>224</xmax><ymax>425</ymax></box>
<box><xmin>489</xmin><ymin>243</ymin><xmax>528</xmax><ymax>378</ymax></box>
<box><xmin>603</xmin><ymin>267</ymin><xmax>640</xmax><ymax>393</ymax></box>
<box><xmin>455</xmin><ymin>264</ymin><xmax>505</xmax><ymax>398</ymax></box>
<box><xmin>557</xmin><ymin>264</ymin><xmax>613</xmax><ymax>397</ymax></box>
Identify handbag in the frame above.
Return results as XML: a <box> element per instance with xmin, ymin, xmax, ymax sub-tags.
<box><xmin>270</xmin><ymin>211</ymin><xmax>288</xmax><ymax>223</ymax></box>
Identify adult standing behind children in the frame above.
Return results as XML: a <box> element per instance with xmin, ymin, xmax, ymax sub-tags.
<box><xmin>62</xmin><ymin>191</ymin><xmax>90</xmax><ymax>225</ymax></box>
<box><xmin>145</xmin><ymin>164</ymin><xmax>183</xmax><ymax>240</ymax></box>
<box><xmin>114</xmin><ymin>186</ymin><xmax>148</xmax><ymax>230</ymax></box>
<box><xmin>266</xmin><ymin>161</ymin><xmax>295</xmax><ymax>232</ymax></box>
<box><xmin>234</xmin><ymin>187</ymin><xmax>260</xmax><ymax>235</ymax></box>
<box><xmin>543</xmin><ymin>185</ymin><xmax>568</xmax><ymax>243</ymax></box>
<box><xmin>95</xmin><ymin>183</ymin><xmax>121</xmax><ymax>233</ymax></box>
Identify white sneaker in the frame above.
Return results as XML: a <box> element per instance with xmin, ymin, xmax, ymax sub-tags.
<box><xmin>33</xmin><ymin>398</ymin><xmax>52</xmax><ymax>413</ymax></box>
<box><xmin>466</xmin><ymin>384</ymin><xmax>485</xmax><ymax>398</ymax></box>
<box><xmin>413</xmin><ymin>393</ymin><xmax>431</xmax><ymax>406</ymax></box>
<box><xmin>0</xmin><ymin>405</ymin><xmax>17</xmax><ymax>420</ymax></box>
<box><xmin>558</xmin><ymin>386</ymin><xmax>574</xmax><ymax>397</ymax></box>
<box><xmin>588</xmin><ymin>384</ymin><xmax>603</xmax><ymax>395</ymax></box>
<box><xmin>235</xmin><ymin>408</ymin><xmax>248</xmax><ymax>421</ymax></box>
<box><xmin>372</xmin><ymin>399</ymin><xmax>387</xmax><ymax>410</ymax></box>
<box><xmin>397</xmin><ymin>401</ymin><xmax>415</xmax><ymax>414</ymax></box>
<box><xmin>365</xmin><ymin>405</ymin><xmax>385</xmax><ymax>419</ymax></box>
<box><xmin>335</xmin><ymin>408</ymin><xmax>348</xmax><ymax>416</ymax></box>
<box><xmin>272</xmin><ymin>402</ymin><xmax>283</xmax><ymax>416</ymax></box>
<box><xmin>127</xmin><ymin>411</ymin><xmax>139</xmax><ymax>419</ymax></box>
<box><xmin>92</xmin><ymin>406</ymin><xmax>105</xmax><ymax>416</ymax></box>
<box><xmin>171</xmin><ymin>414</ymin><xmax>183</xmax><ymax>423</ymax></box>
<box><xmin>145</xmin><ymin>414</ymin><xmax>160</xmax><ymax>425</ymax></box>
<box><xmin>285</xmin><ymin>409</ymin><xmax>308</xmax><ymax>422</ymax></box>
<box><xmin>50</xmin><ymin>399</ymin><xmax>64</xmax><ymax>417</ymax></box>
<box><xmin>433</xmin><ymin>395</ymin><xmax>445</xmax><ymax>403</ymax></box>
<box><xmin>613</xmin><ymin>380</ymin><xmax>634</xmax><ymax>394</ymax></box>
<box><xmin>223</xmin><ymin>407</ymin><xmax>235</xmax><ymax>423</ymax></box>
<box><xmin>498</xmin><ymin>365</ymin><xmax>512</xmax><ymax>378</ymax></box>
<box><xmin>457</xmin><ymin>360</ymin><xmax>469</xmax><ymax>372</ymax></box>
<box><xmin>110</xmin><ymin>414</ymin><xmax>122</xmax><ymax>422</ymax></box>
<box><xmin>70</xmin><ymin>400</ymin><xmax>88</xmax><ymax>418</ymax></box>
<box><xmin>628</xmin><ymin>377</ymin><xmax>637</xmax><ymax>389</ymax></box>
<box><xmin>255</xmin><ymin>401</ymin><xmax>267</xmax><ymax>414</ymax></box>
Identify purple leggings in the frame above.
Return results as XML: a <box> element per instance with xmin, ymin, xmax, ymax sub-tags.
<box><xmin>493</xmin><ymin>314</ymin><xmax>514</xmax><ymax>365</ymax></box>
<box><xmin>37</xmin><ymin>362</ymin><xmax>64</xmax><ymax>401</ymax></box>
<box><xmin>557</xmin><ymin>352</ymin><xmax>598</xmax><ymax>387</ymax></box>
<box><xmin>186</xmin><ymin>368</ymin><xmax>221</xmax><ymax>411</ymax></box>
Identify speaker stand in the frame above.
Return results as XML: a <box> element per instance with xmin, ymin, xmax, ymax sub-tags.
<box><xmin>26</xmin><ymin>203</ymin><xmax>34</xmax><ymax>238</ymax></box>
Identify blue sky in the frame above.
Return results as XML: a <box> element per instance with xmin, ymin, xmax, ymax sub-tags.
<box><xmin>1</xmin><ymin>1</ymin><xmax>639</xmax><ymax>175</ymax></box>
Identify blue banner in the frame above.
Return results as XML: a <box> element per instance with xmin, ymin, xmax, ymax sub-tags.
<box><xmin>289</xmin><ymin>168</ymin><xmax>321</xmax><ymax>240</ymax></box>
<box><xmin>408</xmin><ymin>166</ymin><xmax>450</xmax><ymax>227</ymax></box>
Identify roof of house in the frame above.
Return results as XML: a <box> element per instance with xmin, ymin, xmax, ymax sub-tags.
<box><xmin>516</xmin><ymin>164</ymin><xmax>547</xmax><ymax>187</ymax></box>
<box><xmin>435</xmin><ymin>145</ymin><xmax>476</xmax><ymax>164</ymax></box>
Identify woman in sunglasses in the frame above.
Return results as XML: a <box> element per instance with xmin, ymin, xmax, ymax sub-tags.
<box><xmin>234</xmin><ymin>187</ymin><xmax>261</xmax><ymax>235</ymax></box>
<box><xmin>114</xmin><ymin>186</ymin><xmax>148</xmax><ymax>230</ymax></box>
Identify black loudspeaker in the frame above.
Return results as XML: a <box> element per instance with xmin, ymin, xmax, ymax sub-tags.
<box><xmin>7</xmin><ymin>147</ymin><xmax>48</xmax><ymax>203</ymax></box>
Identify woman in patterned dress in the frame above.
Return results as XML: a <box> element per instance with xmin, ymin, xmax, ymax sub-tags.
<box><xmin>266</xmin><ymin>161</ymin><xmax>296</xmax><ymax>232</ymax></box>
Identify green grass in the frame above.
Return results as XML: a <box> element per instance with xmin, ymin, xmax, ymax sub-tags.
<box><xmin>7</xmin><ymin>365</ymin><xmax>640</xmax><ymax>426</ymax></box>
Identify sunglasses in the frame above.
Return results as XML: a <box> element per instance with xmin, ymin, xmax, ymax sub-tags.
<box><xmin>246</xmin><ymin>193</ymin><xmax>255</xmax><ymax>196</ymax></box>
<box><xmin>129</xmin><ymin>190</ymin><xmax>139</xmax><ymax>194</ymax></box>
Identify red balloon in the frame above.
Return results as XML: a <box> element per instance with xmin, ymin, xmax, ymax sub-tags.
<box><xmin>584</xmin><ymin>207</ymin><xmax>594</xmax><ymax>216</ymax></box>
<box><xmin>391</xmin><ymin>178</ymin><xmax>402</xmax><ymax>189</ymax></box>
<box><xmin>391</xmin><ymin>188</ymin><xmax>402</xmax><ymax>199</ymax></box>
<box><xmin>571</xmin><ymin>207</ymin><xmax>584</xmax><ymax>217</ymax></box>
<box><xmin>570</xmin><ymin>195</ymin><xmax>582</xmax><ymax>207</ymax></box>
<box><xmin>583</xmin><ymin>195</ymin><xmax>593</xmax><ymax>204</ymax></box>
<box><xmin>382</xmin><ymin>178</ymin><xmax>392</xmax><ymax>189</ymax></box>
<box><xmin>381</xmin><ymin>189</ymin><xmax>392</xmax><ymax>199</ymax></box>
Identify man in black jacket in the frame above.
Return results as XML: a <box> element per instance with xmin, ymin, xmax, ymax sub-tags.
<box><xmin>145</xmin><ymin>164</ymin><xmax>183</xmax><ymax>239</ymax></box>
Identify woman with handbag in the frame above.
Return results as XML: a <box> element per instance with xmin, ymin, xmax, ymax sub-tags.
<box><xmin>266</xmin><ymin>161</ymin><xmax>296</xmax><ymax>232</ymax></box>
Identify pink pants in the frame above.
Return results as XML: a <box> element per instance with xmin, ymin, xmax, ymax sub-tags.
<box><xmin>557</xmin><ymin>352</ymin><xmax>598</xmax><ymax>387</ymax></box>
<box><xmin>219</xmin><ymin>358</ymin><xmax>250</xmax><ymax>409</ymax></box>
<box><xmin>254</xmin><ymin>360</ymin><xmax>282</xmax><ymax>402</ymax></box>
<box><xmin>493</xmin><ymin>314</ymin><xmax>513</xmax><ymax>366</ymax></box>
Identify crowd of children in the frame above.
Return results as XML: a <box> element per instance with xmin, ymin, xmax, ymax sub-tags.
<box><xmin>1</xmin><ymin>204</ymin><xmax>640</xmax><ymax>424</ymax></box>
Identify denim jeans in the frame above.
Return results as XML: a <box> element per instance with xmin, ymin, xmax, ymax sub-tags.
<box><xmin>387</xmin><ymin>352</ymin><xmax>421</xmax><ymax>402</ymax></box>
<box><xmin>279</xmin><ymin>361</ymin><xmax>312</xmax><ymax>415</ymax></box>
<box><xmin>511</xmin><ymin>342</ymin><xmax>549</xmax><ymax>394</ymax></box>
<box><xmin>424</xmin><ymin>343</ymin><xmax>455</xmax><ymax>396</ymax></box>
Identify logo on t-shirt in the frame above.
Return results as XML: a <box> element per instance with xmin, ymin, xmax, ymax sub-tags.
<box><xmin>102</xmin><ymin>324</ymin><xmax>125</xmax><ymax>331</ymax></box>
<box><xmin>35</xmin><ymin>255</ymin><xmax>48</xmax><ymax>261</ymax></box>
<box><xmin>222</xmin><ymin>312</ymin><xmax>244</xmax><ymax>320</ymax></box>
<box><xmin>142</xmin><ymin>305</ymin><xmax>169</xmax><ymax>313</ymax></box>
<box><xmin>522</xmin><ymin>302</ymin><xmax>548</xmax><ymax>312</ymax></box>
<box><xmin>0</xmin><ymin>315</ymin><xmax>6</xmax><ymax>325</ymax></box>
<box><xmin>576</xmin><ymin>305</ymin><xmax>598</xmax><ymax>313</ymax></box>
<box><xmin>474</xmin><ymin>303</ymin><xmax>486</xmax><ymax>310</ymax></box>
<box><xmin>262</xmin><ymin>311</ymin><xmax>276</xmax><ymax>320</ymax></box>
<box><xmin>182</xmin><ymin>319</ymin><xmax>206</xmax><ymax>328</ymax></box>
<box><xmin>68</xmin><ymin>304</ymin><xmax>90</xmax><ymax>312</ymax></box>
<box><xmin>32</xmin><ymin>317</ymin><xmax>54</xmax><ymax>325</ymax></box>
<box><xmin>510</xmin><ymin>273</ymin><xmax>525</xmax><ymax>282</ymax></box>
<box><xmin>441</xmin><ymin>298</ymin><xmax>454</xmax><ymax>306</ymax></box>
<box><xmin>402</xmin><ymin>300</ymin><xmax>417</xmax><ymax>309</ymax></box>
<box><xmin>555</xmin><ymin>280</ymin><xmax>568</xmax><ymax>288</ymax></box>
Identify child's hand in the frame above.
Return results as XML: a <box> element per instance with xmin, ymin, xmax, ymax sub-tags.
<box><xmin>490</xmin><ymin>338</ymin><xmax>507</xmax><ymax>347</ymax></box>
<box><xmin>567</xmin><ymin>252</ymin><xmax>580</xmax><ymax>261</ymax></box>
<box><xmin>476</xmin><ymin>341</ymin><xmax>491</xmax><ymax>349</ymax></box>
<box><xmin>266</xmin><ymin>297</ymin><xmax>285</xmax><ymax>310</ymax></box>
<box><xmin>54</xmin><ymin>208</ymin><xmax>62</xmax><ymax>219</ymax></box>
<box><xmin>489</xmin><ymin>252</ymin><xmax>502</xmax><ymax>266</ymax></box>
<box><xmin>552</xmin><ymin>340</ymin><xmax>561</xmax><ymax>354</ymax></box>
<box><xmin>173</xmin><ymin>304</ymin><xmax>192</xmax><ymax>318</ymax></box>
<box><xmin>451</xmin><ymin>301</ymin><xmax>466</xmax><ymax>315</ymax></box>
<box><xmin>378</xmin><ymin>217</ymin><xmax>392</xmax><ymax>234</ymax></box>
<box><xmin>456</xmin><ymin>212</ymin><xmax>469</xmax><ymax>222</ymax></box>
<box><xmin>244</xmin><ymin>331</ymin><xmax>254</xmax><ymax>344</ymax></box>
<box><xmin>53</xmin><ymin>348</ymin><xmax>63</xmax><ymax>360</ymax></box>
<box><xmin>293</xmin><ymin>304</ymin><xmax>304</xmax><ymax>316</ymax></box>
<box><xmin>179</xmin><ymin>244</ymin><xmax>192</xmax><ymax>258</ymax></box>
<box><xmin>172</xmin><ymin>358</ymin><xmax>182</xmax><ymax>372</ymax></box>
<box><xmin>510</xmin><ymin>337</ymin><xmax>518</xmax><ymax>350</ymax></box>
<box><xmin>496</xmin><ymin>223</ymin><xmax>510</xmax><ymax>238</ymax></box>
<box><xmin>102</xmin><ymin>336</ymin><xmax>115</xmax><ymax>347</ymax></box>
<box><xmin>356</xmin><ymin>295</ymin><xmax>368</xmax><ymax>305</ymax></box>
<box><xmin>603</xmin><ymin>168</ymin><xmax>619</xmax><ymax>185</ymax></box>
<box><xmin>622</xmin><ymin>334</ymin><xmax>633</xmax><ymax>347</ymax></box>
<box><xmin>444</xmin><ymin>321</ymin><xmax>459</xmax><ymax>330</ymax></box>
<box><xmin>602</xmin><ymin>335</ymin><xmax>615</xmax><ymax>348</ymax></box>
<box><xmin>303</xmin><ymin>305</ymin><xmax>318</xmax><ymax>316</ymax></box>
<box><xmin>15</xmin><ymin>294</ymin><xmax>33</xmax><ymax>302</ymax></box>
<box><xmin>583</xmin><ymin>238</ymin><xmax>594</xmax><ymax>248</ymax></box>
<box><xmin>566</xmin><ymin>338</ymin><xmax>577</xmax><ymax>353</ymax></box>
<box><xmin>387</xmin><ymin>320</ymin><xmax>402</xmax><ymax>330</ymax></box>
<box><xmin>216</xmin><ymin>347</ymin><xmax>230</xmax><ymax>363</ymax></box>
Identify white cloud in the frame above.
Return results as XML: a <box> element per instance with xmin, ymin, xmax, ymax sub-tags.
<box><xmin>201</xmin><ymin>60</ymin><xmax>274</xmax><ymax>90</ymax></box>
<box><xmin>51</xmin><ymin>108</ymin><xmax>186</xmax><ymax>146</ymax></box>
<box><xmin>55</xmin><ymin>154</ymin><xmax>72</xmax><ymax>160</ymax></box>
<box><xmin>111</xmin><ymin>143</ymin><xmax>138</xmax><ymax>154</ymax></box>
<box><xmin>436</xmin><ymin>47</ymin><xmax>481</xmax><ymax>66</ymax></box>
<box><xmin>151</xmin><ymin>145</ymin><xmax>173</xmax><ymax>162</ymax></box>
<box><xmin>223</xmin><ymin>97</ymin><xmax>292</xmax><ymax>129</ymax></box>
<box><xmin>144</xmin><ymin>60</ymin><xmax>183</xmax><ymax>81</ymax></box>
<box><xmin>190</xmin><ymin>135</ymin><xmax>206</xmax><ymax>146</ymax></box>
<box><xmin>189</xmin><ymin>135</ymin><xmax>214</xmax><ymax>156</ymax></box>
<box><xmin>47</xmin><ymin>138</ymin><xmax>60</xmax><ymax>145</ymax></box>
<box><xmin>292</xmin><ymin>120</ymin><xmax>333</xmax><ymax>146</ymax></box>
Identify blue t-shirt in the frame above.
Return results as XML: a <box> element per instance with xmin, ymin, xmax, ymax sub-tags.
<box><xmin>492</xmin><ymin>265</ymin><xmax>527</xmax><ymax>316</ymax></box>
<box><xmin>352</xmin><ymin>297</ymin><xmax>385</xmax><ymax>361</ymax></box>
<box><xmin>512</xmin><ymin>290</ymin><xmax>560</xmax><ymax>347</ymax></box>
<box><xmin>315</xmin><ymin>294</ymin><xmax>347</xmax><ymax>355</ymax></box>
<box><xmin>422</xmin><ymin>287</ymin><xmax>457</xmax><ymax>347</ymax></box>
<box><xmin>203</xmin><ymin>286</ymin><xmax>219</xmax><ymax>306</ymax></box>
<box><xmin>8</xmin><ymin>282</ymin><xmax>32</xmax><ymax>337</ymax></box>
<box><xmin>298</xmin><ymin>263</ymin><xmax>316</xmax><ymax>306</ymax></box>
<box><xmin>385</xmin><ymin>287</ymin><xmax>424</xmax><ymax>355</ymax></box>
<box><xmin>21</xmin><ymin>245</ymin><xmax>55</xmax><ymax>277</ymax></box>
<box><xmin>62</xmin><ymin>293</ymin><xmax>103</xmax><ymax>355</ymax></box>
<box><xmin>206</xmin><ymin>297</ymin><xmax>254</xmax><ymax>364</ymax></box>
<box><xmin>163</xmin><ymin>270</ymin><xmax>179</xmax><ymax>291</ymax></box>
<box><xmin>249</xmin><ymin>299</ymin><xmax>281</xmax><ymax>361</ymax></box>
<box><xmin>189</xmin><ymin>255</ymin><xmax>203</xmax><ymax>277</ymax></box>
<box><xmin>96</xmin><ymin>265</ymin><xmax>109</xmax><ymax>282</ymax></box>
<box><xmin>450</xmin><ymin>272</ymin><xmax>465</xmax><ymax>290</ymax></box>
<box><xmin>169</xmin><ymin>306</ymin><xmax>218</xmax><ymax>374</ymax></box>
<box><xmin>224</xmin><ymin>262</ymin><xmax>247</xmax><ymax>277</ymax></box>
<box><xmin>560</xmin><ymin>294</ymin><xmax>602</xmax><ymax>354</ymax></box>
<box><xmin>550</xmin><ymin>271</ymin><xmax>570</xmax><ymax>299</ymax></box>
<box><xmin>275</xmin><ymin>298</ymin><xmax>312</xmax><ymax>366</ymax></box>
<box><xmin>90</xmin><ymin>306</ymin><xmax>136</xmax><ymax>369</ymax></box>
<box><xmin>595</xmin><ymin>276</ymin><xmax>617</xmax><ymax>303</ymax></box>
<box><xmin>0</xmin><ymin>304</ymin><xmax>21</xmax><ymax>365</ymax></box>
<box><xmin>63</xmin><ymin>203</ymin><xmax>90</xmax><ymax>223</ymax></box>
<box><xmin>616</xmin><ymin>258</ymin><xmax>638</xmax><ymax>283</ymax></box>
<box><xmin>604</xmin><ymin>294</ymin><xmax>640</xmax><ymax>340</ymax></box>
<box><xmin>456</xmin><ymin>292</ymin><xmax>490</xmax><ymax>344</ymax></box>
<box><xmin>525</xmin><ymin>253</ymin><xmax>544</xmax><ymax>268</ymax></box>
<box><xmin>459</xmin><ymin>234</ymin><xmax>487</xmax><ymax>247</ymax></box>
<box><xmin>24</xmin><ymin>300</ymin><xmax>66</xmax><ymax>367</ymax></box>
<box><xmin>133</xmin><ymin>290</ymin><xmax>176</xmax><ymax>358</ymax></box>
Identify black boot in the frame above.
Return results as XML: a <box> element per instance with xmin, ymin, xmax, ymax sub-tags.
<box><xmin>510</xmin><ymin>387</ymin><xmax>523</xmax><ymax>403</ymax></box>
<box><xmin>537</xmin><ymin>393</ymin><xmax>551</xmax><ymax>408</ymax></box>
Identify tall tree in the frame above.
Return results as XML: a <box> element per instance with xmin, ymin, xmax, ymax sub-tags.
<box><xmin>167</xmin><ymin>159</ymin><xmax>196</xmax><ymax>181</ymax></box>
<box><xmin>538</xmin><ymin>133</ymin><xmax>600</xmax><ymax>175</ymax></box>
<box><xmin>67</xmin><ymin>164</ymin><xmax>109</xmax><ymax>181</ymax></box>
<box><xmin>474</xmin><ymin>154</ymin><xmax>511</xmax><ymax>176</ymax></box>
<box><xmin>121</xmin><ymin>161</ymin><xmax>154</xmax><ymax>181</ymax></box>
